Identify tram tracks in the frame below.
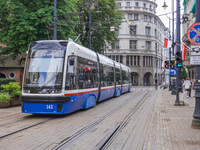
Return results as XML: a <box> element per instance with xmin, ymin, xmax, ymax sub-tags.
<box><xmin>97</xmin><ymin>90</ymin><xmax>152</xmax><ymax>150</ymax></box>
<box><xmin>0</xmin><ymin>90</ymin><xmax>141</xmax><ymax>141</ymax></box>
<box><xmin>0</xmin><ymin>116</ymin><xmax>56</xmax><ymax>140</ymax></box>
<box><xmin>53</xmin><ymin>89</ymin><xmax>152</xmax><ymax>150</ymax></box>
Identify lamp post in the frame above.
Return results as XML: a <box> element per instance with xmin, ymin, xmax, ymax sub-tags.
<box><xmin>171</xmin><ymin>0</ymin><xmax>176</xmax><ymax>95</ymax></box>
<box><xmin>174</xmin><ymin>0</ymin><xmax>181</xmax><ymax>106</ymax></box>
<box><xmin>192</xmin><ymin>0</ymin><xmax>200</xmax><ymax>128</ymax></box>
<box><xmin>54</xmin><ymin>0</ymin><xmax>57</xmax><ymax>40</ymax></box>
<box><xmin>162</xmin><ymin>1</ymin><xmax>172</xmax><ymax>91</ymax></box>
<box><xmin>155</xmin><ymin>36</ymin><xmax>158</xmax><ymax>90</ymax></box>
<box><xmin>89</xmin><ymin>0</ymin><xmax>91</xmax><ymax>49</ymax></box>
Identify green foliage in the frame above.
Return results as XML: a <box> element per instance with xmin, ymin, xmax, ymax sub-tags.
<box><xmin>182</xmin><ymin>66</ymin><xmax>188</xmax><ymax>80</ymax></box>
<box><xmin>10</xmin><ymin>91</ymin><xmax>22</xmax><ymax>97</ymax></box>
<box><xmin>1</xmin><ymin>82</ymin><xmax>21</xmax><ymax>96</ymax></box>
<box><xmin>0</xmin><ymin>93</ymin><xmax>11</xmax><ymax>102</ymax></box>
<box><xmin>71</xmin><ymin>0</ymin><xmax>124</xmax><ymax>53</ymax></box>
<box><xmin>0</xmin><ymin>78</ymin><xmax>15</xmax><ymax>86</ymax></box>
<box><xmin>0</xmin><ymin>0</ymin><xmax>124</xmax><ymax>56</ymax></box>
<box><xmin>0</xmin><ymin>0</ymin><xmax>77</xmax><ymax>58</ymax></box>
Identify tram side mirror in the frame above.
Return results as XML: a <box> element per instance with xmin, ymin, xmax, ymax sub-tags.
<box><xmin>69</xmin><ymin>57</ymin><xmax>74</xmax><ymax>66</ymax></box>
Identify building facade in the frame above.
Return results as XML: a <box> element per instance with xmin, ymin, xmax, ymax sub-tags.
<box><xmin>106</xmin><ymin>0</ymin><xmax>167</xmax><ymax>86</ymax></box>
<box><xmin>0</xmin><ymin>56</ymin><xmax>24</xmax><ymax>85</ymax></box>
<box><xmin>182</xmin><ymin>0</ymin><xmax>196</xmax><ymax>81</ymax></box>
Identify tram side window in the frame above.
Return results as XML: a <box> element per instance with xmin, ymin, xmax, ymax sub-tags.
<box><xmin>77</xmin><ymin>57</ymin><xmax>97</xmax><ymax>89</ymax></box>
<box><xmin>122</xmin><ymin>70</ymin><xmax>129</xmax><ymax>84</ymax></box>
<box><xmin>100</xmin><ymin>64</ymin><xmax>114</xmax><ymax>87</ymax></box>
<box><xmin>65</xmin><ymin>56</ymin><xmax>77</xmax><ymax>90</ymax></box>
<box><xmin>115</xmin><ymin>68</ymin><xmax>121</xmax><ymax>85</ymax></box>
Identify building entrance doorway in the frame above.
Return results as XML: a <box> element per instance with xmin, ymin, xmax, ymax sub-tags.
<box><xmin>143</xmin><ymin>72</ymin><xmax>153</xmax><ymax>86</ymax></box>
<box><xmin>131</xmin><ymin>72</ymin><xmax>139</xmax><ymax>86</ymax></box>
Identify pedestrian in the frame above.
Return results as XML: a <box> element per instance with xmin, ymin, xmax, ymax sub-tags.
<box><xmin>183</xmin><ymin>78</ymin><xmax>192</xmax><ymax>98</ymax></box>
<box><xmin>188</xmin><ymin>79</ymin><xmax>192</xmax><ymax>97</ymax></box>
<box><xmin>162</xmin><ymin>81</ymin><xmax>166</xmax><ymax>90</ymax></box>
<box><xmin>154</xmin><ymin>79</ymin><xmax>157</xmax><ymax>90</ymax></box>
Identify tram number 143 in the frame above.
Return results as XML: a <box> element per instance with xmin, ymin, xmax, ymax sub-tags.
<box><xmin>46</xmin><ymin>104</ymin><xmax>53</xmax><ymax>109</ymax></box>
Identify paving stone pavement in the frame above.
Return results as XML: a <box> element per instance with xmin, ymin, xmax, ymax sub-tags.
<box><xmin>143</xmin><ymin>88</ymin><xmax>200</xmax><ymax>150</ymax></box>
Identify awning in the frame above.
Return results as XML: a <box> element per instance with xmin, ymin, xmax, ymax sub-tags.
<box><xmin>183</xmin><ymin>0</ymin><xmax>187</xmax><ymax>12</ymax></box>
<box><xmin>191</xmin><ymin>0</ymin><xmax>196</xmax><ymax>14</ymax></box>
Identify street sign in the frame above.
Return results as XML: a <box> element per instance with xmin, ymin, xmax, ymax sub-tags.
<box><xmin>170</xmin><ymin>69</ymin><xmax>177</xmax><ymax>75</ymax></box>
<box><xmin>190</xmin><ymin>55</ymin><xmax>200</xmax><ymax>65</ymax></box>
<box><xmin>187</xmin><ymin>22</ymin><xmax>200</xmax><ymax>45</ymax></box>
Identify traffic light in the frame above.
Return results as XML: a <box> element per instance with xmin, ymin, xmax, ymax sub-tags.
<box><xmin>165</xmin><ymin>60</ymin><xmax>169</xmax><ymax>69</ymax></box>
<box><xmin>175</xmin><ymin>51</ymin><xmax>182</xmax><ymax>68</ymax></box>
<box><xmin>170</xmin><ymin>60</ymin><xmax>175</xmax><ymax>69</ymax></box>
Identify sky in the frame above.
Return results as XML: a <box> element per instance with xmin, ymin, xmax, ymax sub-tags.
<box><xmin>156</xmin><ymin>0</ymin><xmax>184</xmax><ymax>29</ymax></box>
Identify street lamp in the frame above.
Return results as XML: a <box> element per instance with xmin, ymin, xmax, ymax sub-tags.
<box><xmin>174</xmin><ymin>0</ymin><xmax>181</xmax><ymax>106</ymax></box>
<box><xmin>162</xmin><ymin>1</ymin><xmax>168</xmax><ymax>10</ymax></box>
<box><xmin>89</xmin><ymin>0</ymin><xmax>91</xmax><ymax>49</ymax></box>
<box><xmin>154</xmin><ymin>35</ymin><xmax>158</xmax><ymax>90</ymax></box>
<box><xmin>162</xmin><ymin>1</ymin><xmax>172</xmax><ymax>91</ymax></box>
<box><xmin>54</xmin><ymin>0</ymin><xmax>57</xmax><ymax>40</ymax></box>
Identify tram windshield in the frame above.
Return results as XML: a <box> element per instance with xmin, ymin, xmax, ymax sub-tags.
<box><xmin>23</xmin><ymin>49</ymin><xmax>65</xmax><ymax>94</ymax></box>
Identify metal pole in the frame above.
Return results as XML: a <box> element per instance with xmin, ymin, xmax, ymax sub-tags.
<box><xmin>169</xmin><ymin>17</ymin><xmax>172</xmax><ymax>90</ymax></box>
<box><xmin>192</xmin><ymin>0</ymin><xmax>200</xmax><ymax>128</ymax></box>
<box><xmin>89</xmin><ymin>0</ymin><xmax>92</xmax><ymax>49</ymax></box>
<box><xmin>155</xmin><ymin>36</ymin><xmax>158</xmax><ymax>90</ymax></box>
<box><xmin>171</xmin><ymin>0</ymin><xmax>176</xmax><ymax>95</ymax></box>
<box><xmin>54</xmin><ymin>0</ymin><xmax>57</xmax><ymax>40</ymax></box>
<box><xmin>174</xmin><ymin>0</ymin><xmax>180</xmax><ymax>106</ymax></box>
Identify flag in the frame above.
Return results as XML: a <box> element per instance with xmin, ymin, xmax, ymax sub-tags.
<box><xmin>110</xmin><ymin>26</ymin><xmax>115</xmax><ymax>31</ymax></box>
<box><xmin>182</xmin><ymin>43</ymin><xmax>187</xmax><ymax>60</ymax></box>
<box><xmin>163</xmin><ymin>38</ymin><xmax>172</xmax><ymax>48</ymax></box>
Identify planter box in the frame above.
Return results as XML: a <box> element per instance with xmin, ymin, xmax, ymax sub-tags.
<box><xmin>0</xmin><ymin>101</ymin><xmax>11</xmax><ymax>108</ymax></box>
<box><xmin>10</xmin><ymin>97</ymin><xmax>21</xmax><ymax>106</ymax></box>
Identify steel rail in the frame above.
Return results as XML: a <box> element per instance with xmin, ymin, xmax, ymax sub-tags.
<box><xmin>97</xmin><ymin>90</ymin><xmax>152</xmax><ymax>150</ymax></box>
<box><xmin>53</xmin><ymin>89</ymin><xmax>147</xmax><ymax>150</ymax></box>
<box><xmin>0</xmin><ymin>118</ymin><xmax>54</xmax><ymax>140</ymax></box>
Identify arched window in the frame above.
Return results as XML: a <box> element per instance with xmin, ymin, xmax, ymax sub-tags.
<box><xmin>0</xmin><ymin>72</ymin><xmax>7</xmax><ymax>78</ymax></box>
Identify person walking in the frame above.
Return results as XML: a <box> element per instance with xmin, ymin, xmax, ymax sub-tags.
<box><xmin>183</xmin><ymin>78</ymin><xmax>192</xmax><ymax>98</ymax></box>
<box><xmin>154</xmin><ymin>79</ymin><xmax>157</xmax><ymax>90</ymax></box>
<box><xmin>162</xmin><ymin>81</ymin><xmax>166</xmax><ymax>90</ymax></box>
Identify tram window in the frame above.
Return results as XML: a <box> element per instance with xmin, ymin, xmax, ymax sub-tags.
<box><xmin>100</xmin><ymin>64</ymin><xmax>114</xmax><ymax>87</ymax></box>
<box><xmin>122</xmin><ymin>70</ymin><xmax>129</xmax><ymax>84</ymax></box>
<box><xmin>115</xmin><ymin>68</ymin><xmax>121</xmax><ymax>85</ymax></box>
<box><xmin>69</xmin><ymin>57</ymin><xmax>74</xmax><ymax>66</ymax></box>
<box><xmin>77</xmin><ymin>57</ymin><xmax>97</xmax><ymax>89</ymax></box>
<box><xmin>65</xmin><ymin>56</ymin><xmax>77</xmax><ymax>90</ymax></box>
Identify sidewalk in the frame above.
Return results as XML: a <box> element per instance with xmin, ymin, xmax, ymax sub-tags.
<box><xmin>143</xmin><ymin>88</ymin><xmax>200</xmax><ymax>150</ymax></box>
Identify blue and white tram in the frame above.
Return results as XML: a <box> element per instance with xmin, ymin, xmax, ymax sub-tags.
<box><xmin>21</xmin><ymin>40</ymin><xmax>131</xmax><ymax>114</ymax></box>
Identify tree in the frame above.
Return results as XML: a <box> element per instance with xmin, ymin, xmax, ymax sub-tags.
<box><xmin>0</xmin><ymin>0</ymin><xmax>77</xmax><ymax>58</ymax></box>
<box><xmin>182</xmin><ymin>66</ymin><xmax>188</xmax><ymax>80</ymax></box>
<box><xmin>72</xmin><ymin>0</ymin><xmax>124</xmax><ymax>53</ymax></box>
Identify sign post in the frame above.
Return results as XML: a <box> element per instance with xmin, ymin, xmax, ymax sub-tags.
<box><xmin>188</xmin><ymin>1</ymin><xmax>200</xmax><ymax>128</ymax></box>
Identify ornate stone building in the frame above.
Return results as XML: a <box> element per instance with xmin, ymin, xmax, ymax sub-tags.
<box><xmin>182</xmin><ymin>0</ymin><xmax>196</xmax><ymax>81</ymax></box>
<box><xmin>105</xmin><ymin>0</ymin><xmax>166</xmax><ymax>86</ymax></box>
